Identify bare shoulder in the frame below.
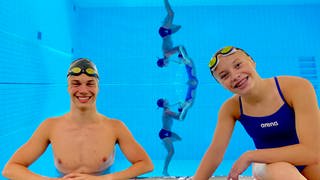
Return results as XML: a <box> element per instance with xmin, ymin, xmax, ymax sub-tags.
<box><xmin>100</xmin><ymin>116</ymin><xmax>136</xmax><ymax>143</ymax></box>
<box><xmin>37</xmin><ymin>116</ymin><xmax>60</xmax><ymax>130</ymax></box>
<box><xmin>36</xmin><ymin>115</ymin><xmax>66</xmax><ymax>136</ymax></box>
<box><xmin>43</xmin><ymin>115</ymin><xmax>63</xmax><ymax>124</ymax></box>
<box><xmin>277</xmin><ymin>76</ymin><xmax>315</xmax><ymax>104</ymax></box>
<box><xmin>100</xmin><ymin>115</ymin><xmax>128</xmax><ymax>131</ymax></box>
<box><xmin>24</xmin><ymin>115</ymin><xmax>66</xmax><ymax>145</ymax></box>
<box><xmin>277</xmin><ymin>76</ymin><xmax>312</xmax><ymax>87</ymax></box>
<box><xmin>277</xmin><ymin>76</ymin><xmax>314</xmax><ymax>94</ymax></box>
<box><xmin>220</xmin><ymin>95</ymin><xmax>241</xmax><ymax>120</ymax></box>
<box><xmin>42</xmin><ymin>114</ymin><xmax>69</xmax><ymax>127</ymax></box>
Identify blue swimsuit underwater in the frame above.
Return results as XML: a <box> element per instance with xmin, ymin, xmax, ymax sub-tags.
<box><xmin>159</xmin><ymin>27</ymin><xmax>172</xmax><ymax>38</ymax></box>
<box><xmin>185</xmin><ymin>63</ymin><xmax>198</xmax><ymax>101</ymax></box>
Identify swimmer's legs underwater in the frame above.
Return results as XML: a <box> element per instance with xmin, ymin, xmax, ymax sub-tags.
<box><xmin>179</xmin><ymin>78</ymin><xmax>197</xmax><ymax>120</ymax></box>
<box><xmin>161</xmin><ymin>133</ymin><xmax>181</xmax><ymax>176</ymax></box>
<box><xmin>163</xmin><ymin>0</ymin><xmax>181</xmax><ymax>33</ymax></box>
<box><xmin>179</xmin><ymin>101</ymin><xmax>192</xmax><ymax>120</ymax></box>
<box><xmin>178</xmin><ymin>46</ymin><xmax>191</xmax><ymax>60</ymax></box>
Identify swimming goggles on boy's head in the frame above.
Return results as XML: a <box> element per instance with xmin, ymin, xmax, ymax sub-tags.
<box><xmin>68</xmin><ymin>67</ymin><xmax>98</xmax><ymax>78</ymax></box>
<box><xmin>208</xmin><ymin>46</ymin><xmax>239</xmax><ymax>72</ymax></box>
<box><xmin>67</xmin><ymin>58</ymin><xmax>99</xmax><ymax>79</ymax></box>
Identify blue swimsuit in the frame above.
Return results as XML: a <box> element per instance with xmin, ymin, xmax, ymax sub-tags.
<box><xmin>158</xmin><ymin>27</ymin><xmax>172</xmax><ymax>38</ymax></box>
<box><xmin>159</xmin><ymin>128</ymin><xmax>172</xmax><ymax>139</ymax></box>
<box><xmin>185</xmin><ymin>64</ymin><xmax>198</xmax><ymax>101</ymax></box>
<box><xmin>238</xmin><ymin>77</ymin><xmax>305</xmax><ymax>172</ymax></box>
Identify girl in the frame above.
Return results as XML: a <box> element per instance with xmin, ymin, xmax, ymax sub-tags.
<box><xmin>193</xmin><ymin>46</ymin><xmax>320</xmax><ymax>180</ymax></box>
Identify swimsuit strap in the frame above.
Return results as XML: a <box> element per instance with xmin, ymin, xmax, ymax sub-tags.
<box><xmin>274</xmin><ymin>77</ymin><xmax>287</xmax><ymax>103</ymax></box>
<box><xmin>239</xmin><ymin>77</ymin><xmax>284</xmax><ymax>115</ymax></box>
<box><xmin>239</xmin><ymin>96</ymin><xmax>244</xmax><ymax>114</ymax></box>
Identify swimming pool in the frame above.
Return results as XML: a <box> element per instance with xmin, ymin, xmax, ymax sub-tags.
<box><xmin>0</xmin><ymin>0</ymin><xmax>319</xmax><ymax>179</ymax></box>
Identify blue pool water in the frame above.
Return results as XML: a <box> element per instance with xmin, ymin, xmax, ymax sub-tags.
<box><xmin>0</xmin><ymin>0</ymin><xmax>319</xmax><ymax>179</ymax></box>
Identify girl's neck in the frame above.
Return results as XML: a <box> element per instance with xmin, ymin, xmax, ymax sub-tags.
<box><xmin>241</xmin><ymin>78</ymin><xmax>273</xmax><ymax>104</ymax></box>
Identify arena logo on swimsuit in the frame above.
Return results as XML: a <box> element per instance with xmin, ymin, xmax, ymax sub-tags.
<box><xmin>260</xmin><ymin>121</ymin><xmax>279</xmax><ymax>128</ymax></box>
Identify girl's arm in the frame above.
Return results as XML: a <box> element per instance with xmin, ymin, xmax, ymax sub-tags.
<box><xmin>193</xmin><ymin>98</ymin><xmax>238</xmax><ymax>179</ymax></box>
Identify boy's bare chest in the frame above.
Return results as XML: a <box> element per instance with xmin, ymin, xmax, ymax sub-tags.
<box><xmin>50</xmin><ymin>124</ymin><xmax>116</xmax><ymax>173</ymax></box>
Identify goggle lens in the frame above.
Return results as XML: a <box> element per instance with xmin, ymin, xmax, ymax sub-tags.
<box><xmin>68</xmin><ymin>67</ymin><xmax>98</xmax><ymax>78</ymax></box>
<box><xmin>85</xmin><ymin>68</ymin><xmax>95</xmax><ymax>75</ymax></box>
<box><xmin>220</xmin><ymin>46</ymin><xmax>233</xmax><ymax>54</ymax></box>
<box><xmin>208</xmin><ymin>56</ymin><xmax>218</xmax><ymax>69</ymax></box>
<box><xmin>70</xmin><ymin>67</ymin><xmax>81</xmax><ymax>74</ymax></box>
<box><xmin>208</xmin><ymin>46</ymin><xmax>236</xmax><ymax>71</ymax></box>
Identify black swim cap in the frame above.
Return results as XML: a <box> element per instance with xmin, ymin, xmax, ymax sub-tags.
<box><xmin>157</xmin><ymin>58</ymin><xmax>165</xmax><ymax>67</ymax></box>
<box><xmin>67</xmin><ymin>58</ymin><xmax>99</xmax><ymax>79</ymax></box>
<box><xmin>157</xmin><ymin>98</ymin><xmax>165</xmax><ymax>108</ymax></box>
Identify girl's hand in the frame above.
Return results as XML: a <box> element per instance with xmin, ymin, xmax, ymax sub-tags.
<box><xmin>227</xmin><ymin>152</ymin><xmax>252</xmax><ymax>180</ymax></box>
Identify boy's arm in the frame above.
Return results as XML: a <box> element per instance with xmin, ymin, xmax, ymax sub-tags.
<box><xmin>2</xmin><ymin>119</ymin><xmax>52</xmax><ymax>180</ymax></box>
<box><xmin>103</xmin><ymin>120</ymin><xmax>153</xmax><ymax>179</ymax></box>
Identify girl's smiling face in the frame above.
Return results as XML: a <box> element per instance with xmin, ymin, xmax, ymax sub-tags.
<box><xmin>213</xmin><ymin>50</ymin><xmax>257</xmax><ymax>95</ymax></box>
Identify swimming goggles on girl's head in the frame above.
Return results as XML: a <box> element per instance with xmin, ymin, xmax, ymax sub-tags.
<box><xmin>208</xmin><ymin>46</ymin><xmax>239</xmax><ymax>72</ymax></box>
<box><xmin>67</xmin><ymin>66</ymin><xmax>99</xmax><ymax>78</ymax></box>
